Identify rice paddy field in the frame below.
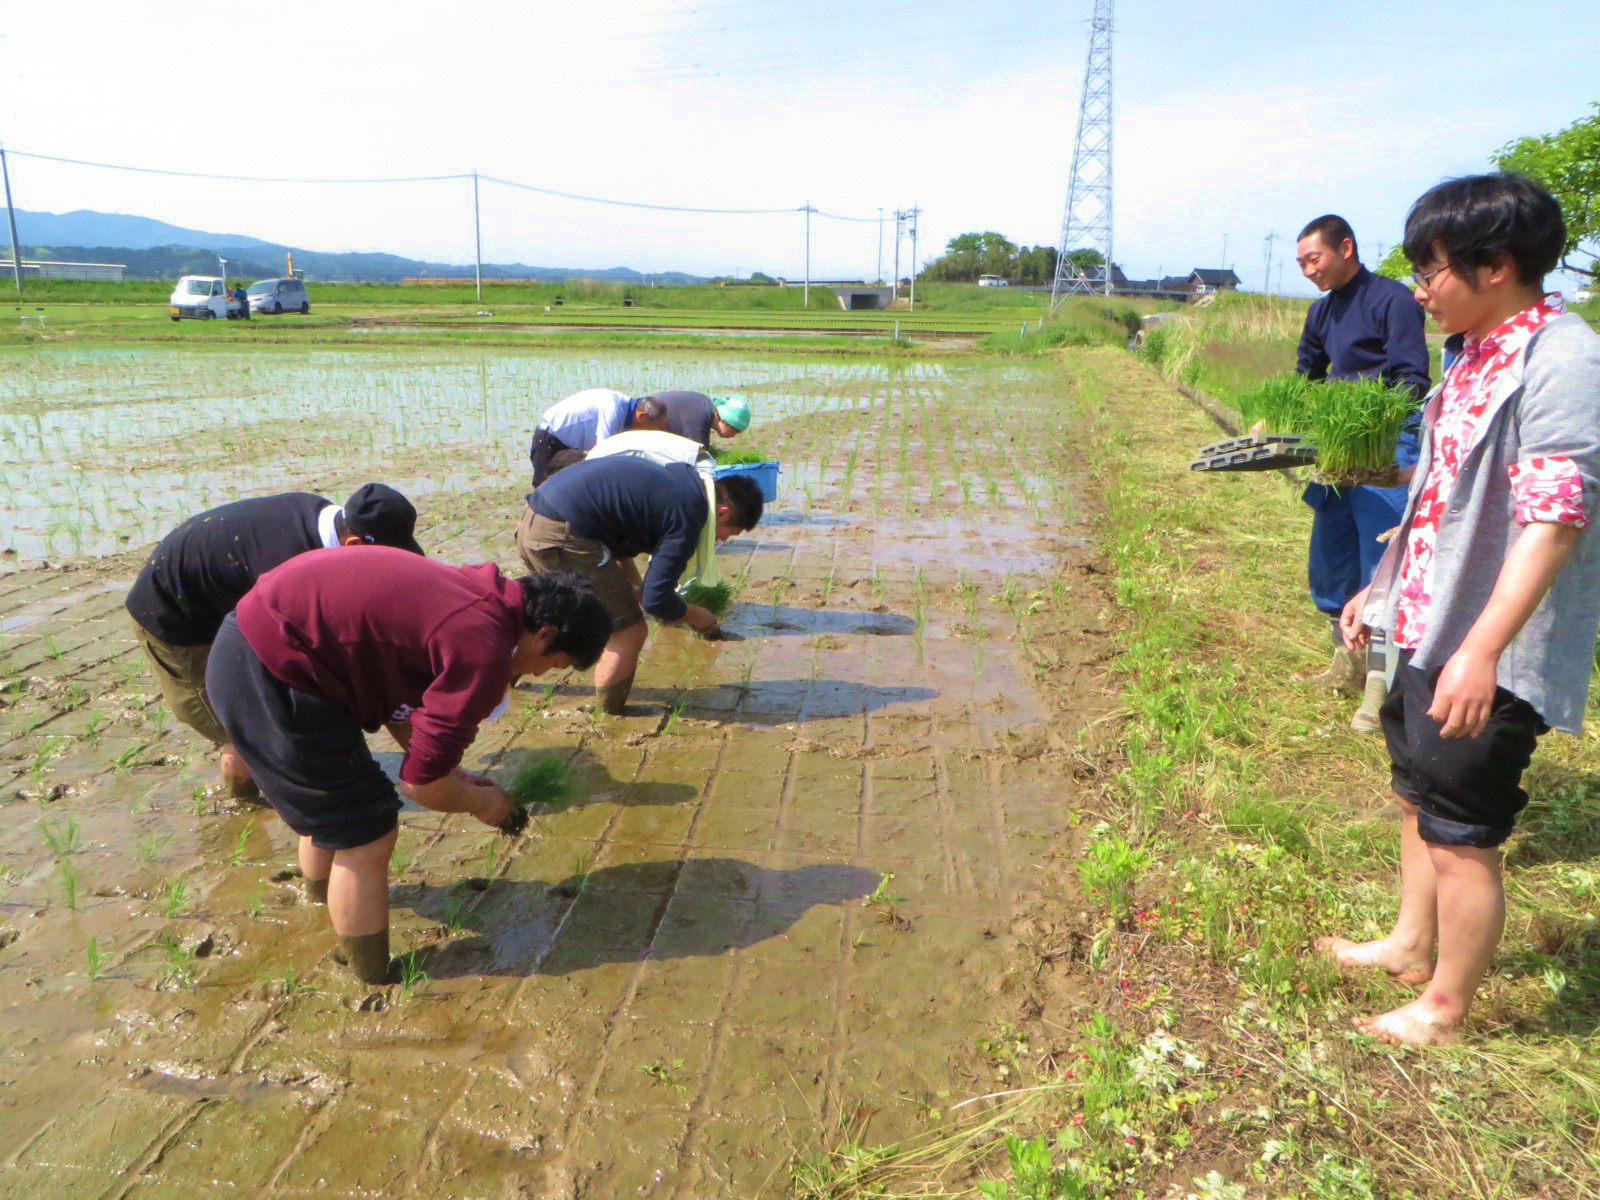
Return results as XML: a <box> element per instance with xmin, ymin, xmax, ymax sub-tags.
<box><xmin>0</xmin><ymin>338</ymin><xmax>1106</xmax><ymax>1198</ymax></box>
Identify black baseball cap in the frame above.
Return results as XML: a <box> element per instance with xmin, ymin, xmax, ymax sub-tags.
<box><xmin>342</xmin><ymin>484</ymin><xmax>423</xmax><ymax>555</ymax></box>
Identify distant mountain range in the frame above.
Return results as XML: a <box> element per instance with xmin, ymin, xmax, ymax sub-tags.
<box><xmin>6</xmin><ymin>209</ymin><xmax>710</xmax><ymax>283</ymax></box>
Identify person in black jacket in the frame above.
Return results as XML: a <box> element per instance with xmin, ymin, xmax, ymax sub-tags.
<box><xmin>1294</xmin><ymin>214</ymin><xmax>1431</xmax><ymax>731</ymax></box>
<box><xmin>125</xmin><ymin>484</ymin><xmax>423</xmax><ymax>800</ymax></box>
<box><xmin>514</xmin><ymin>454</ymin><xmax>764</xmax><ymax>714</ymax></box>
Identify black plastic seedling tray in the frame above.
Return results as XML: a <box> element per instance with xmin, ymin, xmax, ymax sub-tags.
<box><xmin>1190</xmin><ymin>432</ymin><xmax>1317</xmax><ymax>473</ymax></box>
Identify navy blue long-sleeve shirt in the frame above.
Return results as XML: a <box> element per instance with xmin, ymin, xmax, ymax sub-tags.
<box><xmin>1296</xmin><ymin>265</ymin><xmax>1429</xmax><ymax>467</ymax></box>
<box><xmin>529</xmin><ymin>454</ymin><xmax>707</xmax><ymax>622</ymax></box>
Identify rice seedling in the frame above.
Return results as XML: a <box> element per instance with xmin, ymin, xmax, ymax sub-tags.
<box><xmin>498</xmin><ymin>755</ymin><xmax>573</xmax><ymax>837</ymax></box>
<box><xmin>155</xmin><ymin>934</ymin><xmax>196</xmax><ymax>988</ymax></box>
<box><xmin>112</xmin><ymin>745</ymin><xmax>140</xmax><ymax>772</ymax></box>
<box><xmin>390</xmin><ymin>844</ymin><xmax>415</xmax><ymax>874</ymax></box>
<box><xmin>159</xmin><ymin>872</ymin><xmax>190</xmax><ymax>917</ymax></box>
<box><xmin>229</xmin><ymin>819</ymin><xmax>255</xmax><ymax>866</ymax></box>
<box><xmin>85</xmin><ymin>936</ymin><xmax>106</xmax><ymax>980</ymax></box>
<box><xmin>710</xmin><ymin>445</ymin><xmax>770</xmax><ymax>465</ymax></box>
<box><xmin>443</xmin><ymin>886</ymin><xmax>474</xmax><ymax>932</ymax></box>
<box><xmin>682</xmin><ymin>580</ymin><xmax>734</xmax><ymax>616</ymax></box>
<box><xmin>1233</xmin><ymin>372</ymin><xmax>1321</xmax><ymax>435</ymax></box>
<box><xmin>396</xmin><ymin>950</ymin><xmax>429</xmax><ymax>1001</ymax></box>
<box><xmin>38</xmin><ymin>815</ymin><xmax>82</xmax><ymax>857</ymax></box>
<box><xmin>1306</xmin><ymin>377</ymin><xmax>1417</xmax><ymax>478</ymax></box>
<box><xmin>191</xmin><ymin>785</ymin><xmax>208</xmax><ymax>817</ymax></box>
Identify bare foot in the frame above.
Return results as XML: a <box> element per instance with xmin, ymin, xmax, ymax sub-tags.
<box><xmin>1353</xmin><ymin>997</ymin><xmax>1462</xmax><ymax>1046</ymax></box>
<box><xmin>1314</xmin><ymin>936</ymin><xmax>1433</xmax><ymax>985</ymax></box>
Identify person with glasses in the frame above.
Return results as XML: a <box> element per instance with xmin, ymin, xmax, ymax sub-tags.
<box><xmin>1328</xmin><ymin>174</ymin><xmax>1600</xmax><ymax>1045</ymax></box>
<box><xmin>1293</xmin><ymin>215</ymin><xmax>1431</xmax><ymax>732</ymax></box>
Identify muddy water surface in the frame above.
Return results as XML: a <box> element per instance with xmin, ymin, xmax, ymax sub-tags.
<box><xmin>0</xmin><ymin>346</ymin><xmax>1102</xmax><ymax>1197</ymax></box>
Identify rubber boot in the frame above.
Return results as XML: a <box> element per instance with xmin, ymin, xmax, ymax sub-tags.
<box><xmin>227</xmin><ymin>774</ymin><xmax>265</xmax><ymax>806</ymax></box>
<box><xmin>1350</xmin><ymin>671</ymin><xmax>1388</xmax><ymax>733</ymax></box>
<box><xmin>596</xmin><ymin>673</ymin><xmax>636</xmax><ymax>716</ymax></box>
<box><xmin>336</xmin><ymin>929</ymin><xmax>396</xmax><ymax>985</ymax></box>
<box><xmin>1295</xmin><ymin>618</ymin><xmax>1365</xmax><ymax>692</ymax></box>
<box><xmin>305</xmin><ymin>876</ymin><xmax>330</xmax><ymax>905</ymax></box>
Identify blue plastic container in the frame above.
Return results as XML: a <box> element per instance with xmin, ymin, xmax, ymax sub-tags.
<box><xmin>713</xmin><ymin>461</ymin><xmax>780</xmax><ymax>502</ymax></box>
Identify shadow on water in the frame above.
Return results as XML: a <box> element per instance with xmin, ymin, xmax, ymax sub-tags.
<box><xmin>400</xmin><ymin>857</ymin><xmax>880</xmax><ymax>979</ymax></box>
<box><xmin>725</xmin><ymin>603</ymin><xmax>916</xmax><ymax>638</ymax></box>
<box><xmin>629</xmin><ymin>678</ymin><xmax>938</xmax><ymax>720</ymax></box>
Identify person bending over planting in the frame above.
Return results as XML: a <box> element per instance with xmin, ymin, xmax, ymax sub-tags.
<box><xmin>529</xmin><ymin>390</ymin><xmax>668</xmax><ymax>486</ymax></box>
<box><xmin>650</xmin><ymin>390</ymin><xmax>752</xmax><ymax>449</ymax></box>
<box><xmin>515</xmin><ymin>452</ymin><xmax>764</xmax><ymax>715</ymax></box>
<box><xmin>125</xmin><ymin>484</ymin><xmax>424</xmax><ymax>803</ymax></box>
<box><xmin>1327</xmin><ymin>174</ymin><xmax>1600</xmax><ymax>1045</ymax></box>
<box><xmin>1294</xmin><ymin>214</ymin><xmax>1431</xmax><ymax>732</ymax></box>
<box><xmin>205</xmin><ymin>549</ymin><xmax>610</xmax><ymax>983</ymax></box>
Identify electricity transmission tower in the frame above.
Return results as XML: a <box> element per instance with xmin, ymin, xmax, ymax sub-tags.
<box><xmin>1051</xmin><ymin>0</ymin><xmax>1114</xmax><ymax>306</ymax></box>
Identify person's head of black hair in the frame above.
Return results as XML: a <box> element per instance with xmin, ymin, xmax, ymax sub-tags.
<box><xmin>714</xmin><ymin>474</ymin><xmax>764</xmax><ymax>531</ymax></box>
<box><xmin>1298</xmin><ymin>214</ymin><xmax>1358</xmax><ymax>257</ymax></box>
<box><xmin>517</xmin><ymin>572</ymin><xmax>611</xmax><ymax>669</ymax></box>
<box><xmin>1403</xmin><ymin>173</ymin><xmax>1565</xmax><ymax>287</ymax></box>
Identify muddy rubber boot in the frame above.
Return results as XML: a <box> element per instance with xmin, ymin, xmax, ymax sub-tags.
<box><xmin>336</xmin><ymin>930</ymin><xmax>396</xmax><ymax>985</ymax></box>
<box><xmin>1298</xmin><ymin>646</ymin><xmax>1367</xmax><ymax>693</ymax></box>
<box><xmin>226</xmin><ymin>774</ymin><xmax>265</xmax><ymax>806</ymax></box>
<box><xmin>1350</xmin><ymin>670</ymin><xmax>1388</xmax><ymax>734</ymax></box>
<box><xmin>596</xmin><ymin>673</ymin><xmax>636</xmax><ymax>716</ymax></box>
<box><xmin>304</xmin><ymin>876</ymin><xmax>330</xmax><ymax>906</ymax></box>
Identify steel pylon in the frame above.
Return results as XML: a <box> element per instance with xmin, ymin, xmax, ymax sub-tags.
<box><xmin>1051</xmin><ymin>0</ymin><xmax>1114</xmax><ymax>305</ymax></box>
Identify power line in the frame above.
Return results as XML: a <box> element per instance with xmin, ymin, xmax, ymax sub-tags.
<box><xmin>6</xmin><ymin>148</ymin><xmax>881</xmax><ymax>221</ymax></box>
<box><xmin>5</xmin><ymin>150</ymin><xmax>464</xmax><ymax>185</ymax></box>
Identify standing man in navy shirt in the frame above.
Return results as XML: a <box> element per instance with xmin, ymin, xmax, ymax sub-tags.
<box><xmin>1295</xmin><ymin>215</ymin><xmax>1430</xmax><ymax>731</ymax></box>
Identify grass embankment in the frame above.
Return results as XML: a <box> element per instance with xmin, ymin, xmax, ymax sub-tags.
<box><xmin>1135</xmin><ymin>291</ymin><xmax>1308</xmax><ymax>406</ymax></box>
<box><xmin>961</xmin><ymin>348</ymin><xmax>1600</xmax><ymax>1198</ymax></box>
<box><xmin>798</xmin><ymin>347</ymin><xmax>1600</xmax><ymax>1199</ymax></box>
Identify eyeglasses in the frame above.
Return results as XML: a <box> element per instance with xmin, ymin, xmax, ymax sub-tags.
<box><xmin>1411</xmin><ymin>263</ymin><xmax>1451</xmax><ymax>291</ymax></box>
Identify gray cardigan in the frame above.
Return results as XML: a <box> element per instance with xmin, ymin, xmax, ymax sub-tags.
<box><xmin>1363</xmin><ymin>312</ymin><xmax>1600</xmax><ymax>733</ymax></box>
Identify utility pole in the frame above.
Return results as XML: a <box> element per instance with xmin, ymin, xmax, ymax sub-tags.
<box><xmin>1221</xmin><ymin>233</ymin><xmax>1228</xmax><ymax>269</ymax></box>
<box><xmin>803</xmin><ymin>203</ymin><xmax>812</xmax><ymax>308</ymax></box>
<box><xmin>892</xmin><ymin>210</ymin><xmax>903</xmax><ymax>302</ymax></box>
<box><xmin>1051</xmin><ymin>0</ymin><xmax>1114</xmax><ymax>306</ymax></box>
<box><xmin>876</xmin><ymin>208</ymin><xmax>883</xmax><ymax>285</ymax></box>
<box><xmin>1</xmin><ymin>146</ymin><xmax>22</xmax><ymax>296</ymax></box>
<box><xmin>1263</xmin><ymin>233</ymin><xmax>1277</xmax><ymax>294</ymax></box>
<box><xmin>472</xmin><ymin>169</ymin><xmax>483</xmax><ymax>303</ymax></box>
<box><xmin>907</xmin><ymin>205</ymin><xmax>920</xmax><ymax>311</ymax></box>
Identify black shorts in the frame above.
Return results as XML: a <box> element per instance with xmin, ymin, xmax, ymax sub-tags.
<box><xmin>1380</xmin><ymin>650</ymin><xmax>1547</xmax><ymax>848</ymax></box>
<box><xmin>206</xmin><ymin>614</ymin><xmax>400</xmax><ymax>851</ymax></box>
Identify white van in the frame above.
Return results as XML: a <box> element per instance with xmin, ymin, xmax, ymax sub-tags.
<box><xmin>248</xmin><ymin>277</ymin><xmax>311</xmax><ymax>314</ymax></box>
<box><xmin>977</xmin><ymin>274</ymin><xmax>1009</xmax><ymax>287</ymax></box>
<box><xmin>168</xmin><ymin>276</ymin><xmax>241</xmax><ymax>320</ymax></box>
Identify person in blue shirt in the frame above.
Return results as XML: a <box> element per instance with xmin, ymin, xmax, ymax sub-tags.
<box><xmin>1294</xmin><ymin>214</ymin><xmax>1430</xmax><ymax>731</ymax></box>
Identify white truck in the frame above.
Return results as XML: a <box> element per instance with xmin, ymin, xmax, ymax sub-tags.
<box><xmin>168</xmin><ymin>276</ymin><xmax>246</xmax><ymax>321</ymax></box>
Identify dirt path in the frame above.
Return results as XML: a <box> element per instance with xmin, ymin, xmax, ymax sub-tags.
<box><xmin>0</xmin><ymin>358</ymin><xmax>1103</xmax><ymax>1198</ymax></box>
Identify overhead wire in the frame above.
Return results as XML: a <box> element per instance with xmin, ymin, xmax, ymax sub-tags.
<box><xmin>5</xmin><ymin>149</ymin><xmax>883</xmax><ymax>222</ymax></box>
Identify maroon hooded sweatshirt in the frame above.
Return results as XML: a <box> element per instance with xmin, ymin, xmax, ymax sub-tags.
<box><xmin>235</xmin><ymin>546</ymin><xmax>522</xmax><ymax>785</ymax></box>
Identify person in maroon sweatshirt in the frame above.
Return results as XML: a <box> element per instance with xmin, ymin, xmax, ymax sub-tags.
<box><xmin>206</xmin><ymin>546</ymin><xmax>610</xmax><ymax>983</ymax></box>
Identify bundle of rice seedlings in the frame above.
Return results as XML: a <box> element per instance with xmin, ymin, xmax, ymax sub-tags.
<box><xmin>682</xmin><ymin>580</ymin><xmax>735</xmax><ymax>615</ymax></box>
<box><xmin>1306</xmin><ymin>377</ymin><xmax>1415</xmax><ymax>480</ymax></box>
<box><xmin>497</xmin><ymin>756</ymin><xmax>572</xmax><ymax>837</ymax></box>
<box><xmin>1234</xmin><ymin>372</ymin><xmax>1319</xmax><ymax>435</ymax></box>
<box><xmin>710</xmin><ymin>445</ymin><xmax>771</xmax><ymax>466</ymax></box>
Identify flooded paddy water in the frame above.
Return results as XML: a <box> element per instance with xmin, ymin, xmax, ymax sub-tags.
<box><xmin>0</xmin><ymin>344</ymin><xmax>1105</xmax><ymax>1197</ymax></box>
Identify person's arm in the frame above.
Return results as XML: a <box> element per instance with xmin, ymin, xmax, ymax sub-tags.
<box><xmin>1427</xmin><ymin>523</ymin><xmax>1580</xmax><ymax>737</ymax></box>
<box><xmin>401</xmin><ymin>773</ymin><xmax>511</xmax><ymax>828</ymax></box>
<box><xmin>1295</xmin><ymin>304</ymin><xmax>1329</xmax><ymax>381</ymax></box>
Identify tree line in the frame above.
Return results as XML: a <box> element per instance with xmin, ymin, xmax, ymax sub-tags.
<box><xmin>916</xmin><ymin>232</ymin><xmax>1103</xmax><ymax>284</ymax></box>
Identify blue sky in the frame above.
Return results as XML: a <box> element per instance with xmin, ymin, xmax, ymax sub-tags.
<box><xmin>2</xmin><ymin>0</ymin><xmax>1595</xmax><ymax>294</ymax></box>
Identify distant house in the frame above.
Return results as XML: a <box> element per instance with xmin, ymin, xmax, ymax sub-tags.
<box><xmin>1181</xmin><ymin>268</ymin><xmax>1240</xmax><ymax>295</ymax></box>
